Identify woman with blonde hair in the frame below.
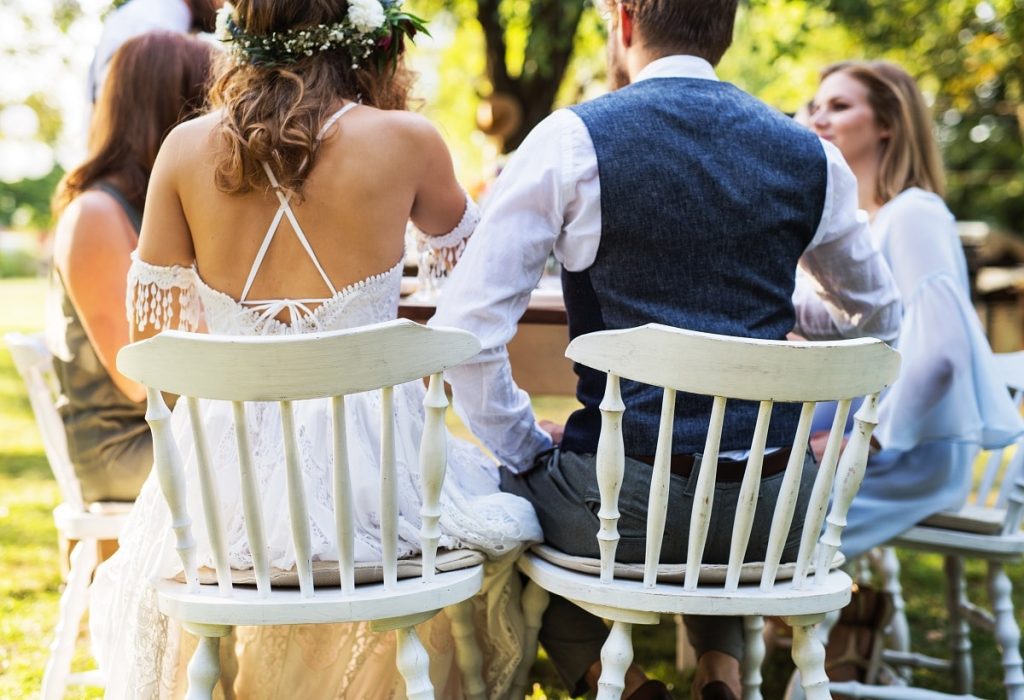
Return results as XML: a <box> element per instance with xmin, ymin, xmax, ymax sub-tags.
<box><xmin>805</xmin><ymin>60</ymin><xmax>1021</xmax><ymax>558</ymax></box>
<box><xmin>49</xmin><ymin>31</ymin><xmax>213</xmax><ymax>503</ymax></box>
<box><xmin>89</xmin><ymin>1</ymin><xmax>540</xmax><ymax>697</ymax></box>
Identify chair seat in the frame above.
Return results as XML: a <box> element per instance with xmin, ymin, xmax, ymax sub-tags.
<box><xmin>921</xmin><ymin>504</ymin><xmax>1008</xmax><ymax>535</ymax></box>
<box><xmin>53</xmin><ymin>502</ymin><xmax>130</xmax><ymax>541</ymax></box>
<box><xmin>892</xmin><ymin>524</ymin><xmax>1024</xmax><ymax>559</ymax></box>
<box><xmin>156</xmin><ymin>563</ymin><xmax>485</xmax><ymax>626</ymax></box>
<box><xmin>175</xmin><ymin>548</ymin><xmax>486</xmax><ymax>587</ymax></box>
<box><xmin>518</xmin><ymin>549</ymin><xmax>853</xmax><ymax>618</ymax></box>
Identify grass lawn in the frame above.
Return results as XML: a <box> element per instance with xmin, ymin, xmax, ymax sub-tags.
<box><xmin>1</xmin><ymin>274</ymin><xmax>1021</xmax><ymax>698</ymax></box>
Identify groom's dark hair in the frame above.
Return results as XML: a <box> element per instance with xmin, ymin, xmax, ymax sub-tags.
<box><xmin>621</xmin><ymin>0</ymin><xmax>739</xmax><ymax>66</ymax></box>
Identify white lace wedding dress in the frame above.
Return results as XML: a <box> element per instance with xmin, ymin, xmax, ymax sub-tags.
<box><xmin>89</xmin><ymin>104</ymin><xmax>541</xmax><ymax>700</ymax></box>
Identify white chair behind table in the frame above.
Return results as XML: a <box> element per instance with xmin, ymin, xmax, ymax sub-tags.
<box><xmin>115</xmin><ymin>319</ymin><xmax>489</xmax><ymax>700</ymax></box>
<box><xmin>862</xmin><ymin>352</ymin><xmax>1024</xmax><ymax>700</ymax></box>
<box><xmin>510</xmin><ymin>324</ymin><xmax>900</xmax><ymax>700</ymax></box>
<box><xmin>4</xmin><ymin>331</ymin><xmax>130</xmax><ymax>700</ymax></box>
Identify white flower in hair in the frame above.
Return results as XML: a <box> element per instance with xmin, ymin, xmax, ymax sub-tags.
<box><xmin>215</xmin><ymin>2</ymin><xmax>235</xmax><ymax>41</ymax></box>
<box><xmin>347</xmin><ymin>0</ymin><xmax>386</xmax><ymax>33</ymax></box>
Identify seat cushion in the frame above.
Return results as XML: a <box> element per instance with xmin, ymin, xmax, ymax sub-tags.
<box><xmin>921</xmin><ymin>504</ymin><xmax>1006</xmax><ymax>535</ymax></box>
<box><xmin>530</xmin><ymin>543</ymin><xmax>844</xmax><ymax>584</ymax></box>
<box><xmin>174</xmin><ymin>548</ymin><xmax>486</xmax><ymax>587</ymax></box>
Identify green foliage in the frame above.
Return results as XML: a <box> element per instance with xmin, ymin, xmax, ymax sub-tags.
<box><xmin>0</xmin><ymin>167</ymin><xmax>63</xmax><ymax>233</ymax></box>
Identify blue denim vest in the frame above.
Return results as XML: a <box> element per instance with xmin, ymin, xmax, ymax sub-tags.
<box><xmin>561</xmin><ymin>77</ymin><xmax>827</xmax><ymax>456</ymax></box>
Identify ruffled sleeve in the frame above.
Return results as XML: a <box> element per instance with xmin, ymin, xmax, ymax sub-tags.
<box><xmin>126</xmin><ymin>251</ymin><xmax>202</xmax><ymax>333</ymax></box>
<box><xmin>873</xmin><ymin>190</ymin><xmax>1023</xmax><ymax>451</ymax></box>
<box><xmin>413</xmin><ymin>194</ymin><xmax>480</xmax><ymax>294</ymax></box>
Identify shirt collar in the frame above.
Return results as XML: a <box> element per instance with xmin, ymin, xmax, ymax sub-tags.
<box><xmin>633</xmin><ymin>55</ymin><xmax>719</xmax><ymax>84</ymax></box>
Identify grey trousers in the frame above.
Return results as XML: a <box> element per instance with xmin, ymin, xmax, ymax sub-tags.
<box><xmin>500</xmin><ymin>448</ymin><xmax>817</xmax><ymax>696</ymax></box>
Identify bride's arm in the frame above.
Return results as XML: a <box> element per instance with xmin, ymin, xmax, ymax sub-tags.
<box><xmin>407</xmin><ymin>118</ymin><xmax>480</xmax><ymax>277</ymax></box>
<box><xmin>127</xmin><ymin>125</ymin><xmax>201</xmax><ymax>343</ymax></box>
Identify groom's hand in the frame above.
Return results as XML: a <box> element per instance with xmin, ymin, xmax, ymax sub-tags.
<box><xmin>538</xmin><ymin>420</ymin><xmax>565</xmax><ymax>444</ymax></box>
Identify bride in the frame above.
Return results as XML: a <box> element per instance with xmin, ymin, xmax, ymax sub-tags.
<box><xmin>89</xmin><ymin>1</ymin><xmax>541</xmax><ymax>697</ymax></box>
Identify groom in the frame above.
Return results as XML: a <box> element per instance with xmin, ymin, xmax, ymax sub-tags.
<box><xmin>432</xmin><ymin>0</ymin><xmax>901</xmax><ymax>697</ymax></box>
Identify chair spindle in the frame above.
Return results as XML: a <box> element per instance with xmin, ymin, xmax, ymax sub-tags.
<box><xmin>331</xmin><ymin>395</ymin><xmax>355</xmax><ymax>595</ymax></box>
<box><xmin>186</xmin><ymin>397</ymin><xmax>232</xmax><ymax>595</ymax></box>
<box><xmin>597</xmin><ymin>373</ymin><xmax>626</xmax><ymax>584</ymax></box>
<box><xmin>419</xmin><ymin>373</ymin><xmax>447</xmax><ymax>581</ymax></box>
<box><xmin>280</xmin><ymin>400</ymin><xmax>314</xmax><ymax>597</ymax></box>
<box><xmin>380</xmin><ymin>386</ymin><xmax>398</xmax><ymax>588</ymax></box>
<box><xmin>760</xmin><ymin>402</ymin><xmax>814</xmax><ymax>591</ymax></box>
<box><xmin>684</xmin><ymin>394</ymin><xmax>727</xmax><ymax>591</ymax></box>
<box><xmin>816</xmin><ymin>393</ymin><xmax>880</xmax><ymax>584</ymax></box>
<box><xmin>725</xmin><ymin>400</ymin><xmax>772</xmax><ymax>591</ymax></box>
<box><xmin>231</xmin><ymin>401</ymin><xmax>271</xmax><ymax>597</ymax></box>
<box><xmin>147</xmin><ymin>388</ymin><xmax>200</xmax><ymax>592</ymax></box>
<box><xmin>643</xmin><ymin>388</ymin><xmax>676</xmax><ymax>588</ymax></box>
<box><xmin>792</xmin><ymin>398</ymin><xmax>851</xmax><ymax>589</ymax></box>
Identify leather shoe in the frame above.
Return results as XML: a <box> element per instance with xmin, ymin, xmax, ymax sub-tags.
<box><xmin>696</xmin><ymin>680</ymin><xmax>739</xmax><ymax>700</ymax></box>
<box><xmin>625</xmin><ymin>679</ymin><xmax>673</xmax><ymax>700</ymax></box>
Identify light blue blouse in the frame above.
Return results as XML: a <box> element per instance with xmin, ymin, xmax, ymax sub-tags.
<box><xmin>820</xmin><ymin>188</ymin><xmax>1023</xmax><ymax>558</ymax></box>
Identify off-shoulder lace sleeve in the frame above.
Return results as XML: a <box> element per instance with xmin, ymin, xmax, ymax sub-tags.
<box><xmin>414</xmin><ymin>194</ymin><xmax>480</xmax><ymax>294</ymax></box>
<box><xmin>126</xmin><ymin>251</ymin><xmax>201</xmax><ymax>332</ymax></box>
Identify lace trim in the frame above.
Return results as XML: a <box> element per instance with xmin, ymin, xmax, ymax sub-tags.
<box><xmin>414</xmin><ymin>195</ymin><xmax>479</xmax><ymax>296</ymax></box>
<box><xmin>194</xmin><ymin>256</ymin><xmax>403</xmax><ymax>335</ymax></box>
<box><xmin>126</xmin><ymin>251</ymin><xmax>202</xmax><ymax>333</ymax></box>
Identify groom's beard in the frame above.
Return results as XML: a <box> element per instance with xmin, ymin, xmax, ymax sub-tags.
<box><xmin>606</xmin><ymin>35</ymin><xmax>630</xmax><ymax>90</ymax></box>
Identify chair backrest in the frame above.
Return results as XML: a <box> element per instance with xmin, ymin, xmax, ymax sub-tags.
<box><xmin>565</xmin><ymin>324</ymin><xmax>901</xmax><ymax>592</ymax></box>
<box><xmin>4</xmin><ymin>332</ymin><xmax>85</xmax><ymax>511</ymax></box>
<box><xmin>972</xmin><ymin>352</ymin><xmax>1024</xmax><ymax>535</ymax></box>
<box><xmin>116</xmin><ymin>319</ymin><xmax>481</xmax><ymax>599</ymax></box>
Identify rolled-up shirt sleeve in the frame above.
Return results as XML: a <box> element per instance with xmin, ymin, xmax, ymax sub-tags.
<box><xmin>794</xmin><ymin>140</ymin><xmax>902</xmax><ymax>342</ymax></box>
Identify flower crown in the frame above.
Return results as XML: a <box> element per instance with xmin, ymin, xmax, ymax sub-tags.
<box><xmin>215</xmin><ymin>0</ymin><xmax>428</xmax><ymax>69</ymax></box>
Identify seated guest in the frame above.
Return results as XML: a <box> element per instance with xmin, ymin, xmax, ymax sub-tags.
<box><xmin>804</xmin><ymin>60</ymin><xmax>1023</xmax><ymax>559</ymax></box>
<box><xmin>433</xmin><ymin>2</ymin><xmax>902</xmax><ymax>697</ymax></box>
<box><xmin>47</xmin><ymin>31</ymin><xmax>214</xmax><ymax>502</ymax></box>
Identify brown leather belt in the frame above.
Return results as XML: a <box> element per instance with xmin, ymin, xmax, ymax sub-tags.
<box><xmin>633</xmin><ymin>446</ymin><xmax>793</xmax><ymax>482</ymax></box>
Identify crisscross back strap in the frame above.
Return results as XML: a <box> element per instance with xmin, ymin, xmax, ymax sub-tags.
<box><xmin>239</xmin><ymin>102</ymin><xmax>360</xmax><ymax>303</ymax></box>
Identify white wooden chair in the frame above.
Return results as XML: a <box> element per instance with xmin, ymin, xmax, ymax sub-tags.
<box><xmin>4</xmin><ymin>331</ymin><xmax>130</xmax><ymax>700</ymax></box>
<box><xmin>861</xmin><ymin>352</ymin><xmax>1024</xmax><ymax>700</ymax></box>
<box><xmin>115</xmin><ymin>319</ymin><xmax>489</xmax><ymax>699</ymax></box>
<box><xmin>512</xmin><ymin>324</ymin><xmax>900</xmax><ymax>700</ymax></box>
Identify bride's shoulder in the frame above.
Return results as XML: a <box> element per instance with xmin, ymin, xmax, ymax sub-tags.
<box><xmin>348</xmin><ymin>107</ymin><xmax>445</xmax><ymax>148</ymax></box>
<box><xmin>159</xmin><ymin>111</ymin><xmax>223</xmax><ymax>164</ymax></box>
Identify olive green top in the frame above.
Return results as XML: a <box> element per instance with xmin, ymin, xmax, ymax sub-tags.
<box><xmin>47</xmin><ymin>182</ymin><xmax>151</xmax><ymax>502</ymax></box>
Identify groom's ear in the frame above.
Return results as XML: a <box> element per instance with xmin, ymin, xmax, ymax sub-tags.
<box><xmin>619</xmin><ymin>3</ymin><xmax>634</xmax><ymax>47</ymax></box>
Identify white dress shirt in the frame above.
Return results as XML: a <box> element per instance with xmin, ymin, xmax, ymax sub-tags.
<box><xmin>88</xmin><ymin>0</ymin><xmax>192</xmax><ymax>103</ymax></box>
<box><xmin>431</xmin><ymin>55</ymin><xmax>902</xmax><ymax>472</ymax></box>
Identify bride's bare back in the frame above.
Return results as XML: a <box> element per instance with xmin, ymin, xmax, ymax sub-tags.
<box><xmin>136</xmin><ymin>102</ymin><xmax>466</xmax><ymax>309</ymax></box>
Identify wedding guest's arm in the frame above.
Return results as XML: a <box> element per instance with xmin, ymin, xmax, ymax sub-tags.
<box><xmin>793</xmin><ymin>139</ymin><xmax>902</xmax><ymax>342</ymax></box>
<box><xmin>53</xmin><ymin>191</ymin><xmax>146</xmax><ymax>402</ymax></box>
<box><xmin>431</xmin><ymin>109</ymin><xmax>600</xmax><ymax>471</ymax></box>
<box><xmin>128</xmin><ymin>123</ymin><xmax>201</xmax><ymax>342</ymax></box>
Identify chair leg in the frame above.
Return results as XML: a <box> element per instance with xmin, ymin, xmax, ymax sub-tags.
<box><xmin>182</xmin><ymin>623</ymin><xmax>233</xmax><ymax>700</ymax></box>
<box><xmin>42</xmin><ymin>536</ymin><xmax>98</xmax><ymax>700</ymax></box>
<box><xmin>742</xmin><ymin>615</ymin><xmax>765</xmax><ymax>700</ymax></box>
<box><xmin>988</xmin><ymin>562</ymin><xmax>1024</xmax><ymax>700</ymax></box>
<box><xmin>597</xmin><ymin>620</ymin><xmax>634</xmax><ymax>700</ymax></box>
<box><xmin>448</xmin><ymin>600</ymin><xmax>486</xmax><ymax>700</ymax></box>
<box><xmin>509</xmin><ymin>579</ymin><xmax>549</xmax><ymax>699</ymax></box>
<box><xmin>396</xmin><ymin>625</ymin><xmax>435</xmax><ymax>700</ymax></box>
<box><xmin>945</xmin><ymin>556</ymin><xmax>973</xmax><ymax>694</ymax></box>
<box><xmin>873</xmin><ymin>547</ymin><xmax>912</xmax><ymax>683</ymax></box>
<box><xmin>786</xmin><ymin>614</ymin><xmax>830</xmax><ymax>700</ymax></box>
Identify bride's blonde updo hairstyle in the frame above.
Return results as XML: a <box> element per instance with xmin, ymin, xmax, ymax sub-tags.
<box><xmin>211</xmin><ymin>0</ymin><xmax>417</xmax><ymax>197</ymax></box>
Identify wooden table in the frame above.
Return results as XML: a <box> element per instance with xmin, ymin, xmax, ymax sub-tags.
<box><xmin>398</xmin><ymin>280</ymin><xmax>577</xmax><ymax>395</ymax></box>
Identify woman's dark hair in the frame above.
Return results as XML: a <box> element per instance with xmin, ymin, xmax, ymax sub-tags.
<box><xmin>54</xmin><ymin>31</ymin><xmax>214</xmax><ymax>215</ymax></box>
<box><xmin>210</xmin><ymin>0</ymin><xmax>414</xmax><ymax>199</ymax></box>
